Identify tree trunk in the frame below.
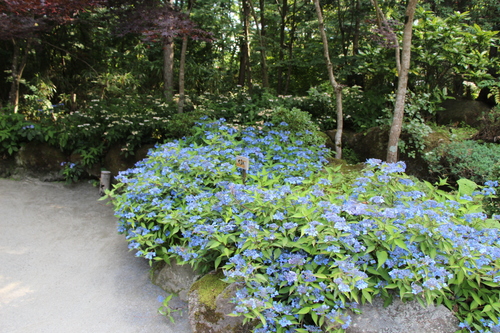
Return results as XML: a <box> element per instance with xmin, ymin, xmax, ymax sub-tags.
<box><xmin>163</xmin><ymin>0</ymin><xmax>175</xmax><ymax>103</ymax></box>
<box><xmin>284</xmin><ymin>0</ymin><xmax>298</xmax><ymax>95</ymax></box>
<box><xmin>238</xmin><ymin>0</ymin><xmax>252</xmax><ymax>88</ymax></box>
<box><xmin>277</xmin><ymin>0</ymin><xmax>288</xmax><ymax>94</ymax></box>
<box><xmin>163</xmin><ymin>37</ymin><xmax>175</xmax><ymax>103</ymax></box>
<box><xmin>247</xmin><ymin>0</ymin><xmax>268</xmax><ymax>88</ymax></box>
<box><xmin>314</xmin><ymin>0</ymin><xmax>343</xmax><ymax>159</ymax></box>
<box><xmin>386</xmin><ymin>0</ymin><xmax>418</xmax><ymax>163</ymax></box>
<box><xmin>259</xmin><ymin>0</ymin><xmax>268</xmax><ymax>88</ymax></box>
<box><xmin>178</xmin><ymin>36</ymin><xmax>188</xmax><ymax>114</ymax></box>
<box><xmin>8</xmin><ymin>38</ymin><xmax>31</xmax><ymax>113</ymax></box>
<box><xmin>178</xmin><ymin>2</ymin><xmax>193</xmax><ymax>114</ymax></box>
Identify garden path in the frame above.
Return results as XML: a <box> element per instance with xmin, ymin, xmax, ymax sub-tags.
<box><xmin>0</xmin><ymin>178</ymin><xmax>191</xmax><ymax>333</ymax></box>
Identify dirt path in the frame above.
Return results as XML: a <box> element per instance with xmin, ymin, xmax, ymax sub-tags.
<box><xmin>0</xmin><ymin>178</ymin><xmax>191</xmax><ymax>333</ymax></box>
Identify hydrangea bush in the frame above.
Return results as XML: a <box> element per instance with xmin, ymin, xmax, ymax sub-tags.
<box><xmin>106</xmin><ymin>119</ymin><xmax>499</xmax><ymax>333</ymax></box>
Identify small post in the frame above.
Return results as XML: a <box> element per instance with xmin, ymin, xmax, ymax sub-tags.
<box><xmin>235</xmin><ymin>156</ymin><xmax>249</xmax><ymax>185</ymax></box>
<box><xmin>99</xmin><ymin>171</ymin><xmax>111</xmax><ymax>196</ymax></box>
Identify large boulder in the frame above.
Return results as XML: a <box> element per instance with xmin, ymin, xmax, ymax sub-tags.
<box><xmin>15</xmin><ymin>142</ymin><xmax>67</xmax><ymax>181</ymax></box>
<box><xmin>0</xmin><ymin>154</ymin><xmax>17</xmax><ymax>178</ymax></box>
<box><xmin>330</xmin><ymin>127</ymin><xmax>389</xmax><ymax>162</ymax></box>
<box><xmin>103</xmin><ymin>143</ymin><xmax>154</xmax><ymax>179</ymax></box>
<box><xmin>325</xmin><ymin>126</ymin><xmax>453</xmax><ymax>181</ymax></box>
<box><xmin>345</xmin><ymin>296</ymin><xmax>459</xmax><ymax>333</ymax></box>
<box><xmin>188</xmin><ymin>273</ymin><xmax>254</xmax><ymax>333</ymax></box>
<box><xmin>151</xmin><ymin>260</ymin><xmax>202</xmax><ymax>302</ymax></box>
<box><xmin>437</xmin><ymin>99</ymin><xmax>492</xmax><ymax>127</ymax></box>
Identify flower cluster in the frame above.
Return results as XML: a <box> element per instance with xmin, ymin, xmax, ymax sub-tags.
<box><xmin>108</xmin><ymin>119</ymin><xmax>500</xmax><ymax>333</ymax></box>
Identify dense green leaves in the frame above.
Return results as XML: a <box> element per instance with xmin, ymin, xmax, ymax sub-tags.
<box><xmin>107</xmin><ymin>118</ymin><xmax>499</xmax><ymax>332</ymax></box>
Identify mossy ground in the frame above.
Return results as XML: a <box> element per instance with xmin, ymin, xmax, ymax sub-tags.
<box><xmin>190</xmin><ymin>271</ymin><xmax>228</xmax><ymax>310</ymax></box>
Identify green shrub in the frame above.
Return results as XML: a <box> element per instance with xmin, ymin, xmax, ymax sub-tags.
<box><xmin>267</xmin><ymin>106</ymin><xmax>326</xmax><ymax>147</ymax></box>
<box><xmin>424</xmin><ymin>140</ymin><xmax>500</xmax><ymax>184</ymax></box>
<box><xmin>0</xmin><ymin>109</ymin><xmax>42</xmax><ymax>155</ymax></box>
<box><xmin>193</xmin><ymin>85</ymin><xmax>282</xmax><ymax>124</ymax></box>
<box><xmin>106</xmin><ymin>119</ymin><xmax>499</xmax><ymax>333</ymax></box>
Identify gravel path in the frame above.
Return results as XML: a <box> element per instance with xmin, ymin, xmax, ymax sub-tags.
<box><xmin>0</xmin><ymin>178</ymin><xmax>191</xmax><ymax>333</ymax></box>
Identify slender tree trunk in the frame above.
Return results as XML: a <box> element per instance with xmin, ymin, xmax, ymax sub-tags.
<box><xmin>386</xmin><ymin>0</ymin><xmax>418</xmax><ymax>163</ymax></box>
<box><xmin>284</xmin><ymin>0</ymin><xmax>298</xmax><ymax>95</ymax></box>
<box><xmin>277</xmin><ymin>0</ymin><xmax>288</xmax><ymax>94</ymax></box>
<box><xmin>314</xmin><ymin>0</ymin><xmax>343</xmax><ymax>158</ymax></box>
<box><xmin>178</xmin><ymin>36</ymin><xmax>188</xmax><ymax>113</ymax></box>
<box><xmin>247</xmin><ymin>0</ymin><xmax>268</xmax><ymax>88</ymax></box>
<box><xmin>336</xmin><ymin>0</ymin><xmax>347</xmax><ymax>57</ymax></box>
<box><xmin>352</xmin><ymin>0</ymin><xmax>360</xmax><ymax>54</ymax></box>
<box><xmin>347</xmin><ymin>0</ymin><xmax>364</xmax><ymax>87</ymax></box>
<box><xmin>178</xmin><ymin>2</ymin><xmax>193</xmax><ymax>114</ymax></box>
<box><xmin>259</xmin><ymin>0</ymin><xmax>268</xmax><ymax>88</ymax></box>
<box><xmin>238</xmin><ymin>0</ymin><xmax>252</xmax><ymax>88</ymax></box>
<box><xmin>8</xmin><ymin>38</ymin><xmax>31</xmax><ymax>113</ymax></box>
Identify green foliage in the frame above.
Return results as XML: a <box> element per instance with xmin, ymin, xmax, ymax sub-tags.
<box><xmin>15</xmin><ymin>95</ymin><xmax>186</xmax><ymax>158</ymax></box>
<box><xmin>193</xmin><ymin>85</ymin><xmax>281</xmax><ymax>124</ymax></box>
<box><xmin>377</xmin><ymin>89</ymin><xmax>449</xmax><ymax>159</ymax></box>
<box><xmin>424</xmin><ymin>140</ymin><xmax>500</xmax><ymax>184</ymax></box>
<box><xmin>284</xmin><ymin>87</ymin><xmax>335</xmax><ymax>128</ymax></box>
<box><xmin>0</xmin><ymin>109</ymin><xmax>42</xmax><ymax>155</ymax></box>
<box><xmin>74</xmin><ymin>144</ymin><xmax>105</xmax><ymax>168</ymax></box>
<box><xmin>106</xmin><ymin>119</ymin><xmax>499</xmax><ymax>333</ymax></box>
<box><xmin>164</xmin><ymin>110</ymin><xmax>211</xmax><ymax>139</ymax></box>
<box><xmin>275</xmin><ymin>85</ymin><xmax>388</xmax><ymax>132</ymax></box>
<box><xmin>59</xmin><ymin>162</ymin><xmax>84</xmax><ymax>184</ymax></box>
<box><xmin>412</xmin><ymin>9</ymin><xmax>498</xmax><ymax>94</ymax></box>
<box><xmin>267</xmin><ymin>106</ymin><xmax>326</xmax><ymax>147</ymax></box>
<box><xmin>158</xmin><ymin>294</ymin><xmax>180</xmax><ymax>323</ymax></box>
<box><xmin>341</xmin><ymin>147</ymin><xmax>362</xmax><ymax>165</ymax></box>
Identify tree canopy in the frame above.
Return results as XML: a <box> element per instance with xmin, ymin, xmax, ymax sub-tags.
<box><xmin>0</xmin><ymin>0</ymin><xmax>498</xmax><ymax>150</ymax></box>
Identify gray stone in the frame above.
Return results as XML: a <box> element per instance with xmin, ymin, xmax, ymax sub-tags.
<box><xmin>152</xmin><ymin>260</ymin><xmax>202</xmax><ymax>302</ymax></box>
<box><xmin>437</xmin><ymin>99</ymin><xmax>491</xmax><ymax>127</ymax></box>
<box><xmin>15</xmin><ymin>142</ymin><xmax>67</xmax><ymax>181</ymax></box>
<box><xmin>103</xmin><ymin>143</ymin><xmax>155</xmax><ymax>180</ymax></box>
<box><xmin>345</xmin><ymin>296</ymin><xmax>459</xmax><ymax>333</ymax></box>
<box><xmin>188</xmin><ymin>274</ymin><xmax>254</xmax><ymax>333</ymax></box>
<box><xmin>0</xmin><ymin>154</ymin><xmax>17</xmax><ymax>178</ymax></box>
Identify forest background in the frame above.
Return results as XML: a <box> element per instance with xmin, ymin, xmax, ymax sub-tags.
<box><xmin>0</xmin><ymin>0</ymin><xmax>499</xmax><ymax>180</ymax></box>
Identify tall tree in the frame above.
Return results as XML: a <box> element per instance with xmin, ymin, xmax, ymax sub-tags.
<box><xmin>314</xmin><ymin>0</ymin><xmax>343</xmax><ymax>158</ymax></box>
<box><xmin>177</xmin><ymin>0</ymin><xmax>194</xmax><ymax>113</ymax></box>
<box><xmin>238</xmin><ymin>0</ymin><xmax>252</xmax><ymax>87</ymax></box>
<box><xmin>116</xmin><ymin>1</ymin><xmax>211</xmax><ymax>103</ymax></box>
<box><xmin>247</xmin><ymin>0</ymin><xmax>268</xmax><ymax>88</ymax></box>
<box><xmin>0</xmin><ymin>0</ymin><xmax>104</xmax><ymax>112</ymax></box>
<box><xmin>276</xmin><ymin>0</ymin><xmax>289</xmax><ymax>94</ymax></box>
<box><xmin>386</xmin><ymin>0</ymin><xmax>418</xmax><ymax>163</ymax></box>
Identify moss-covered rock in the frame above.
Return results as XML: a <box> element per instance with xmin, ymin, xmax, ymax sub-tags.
<box><xmin>188</xmin><ymin>272</ymin><xmax>254</xmax><ymax>333</ymax></box>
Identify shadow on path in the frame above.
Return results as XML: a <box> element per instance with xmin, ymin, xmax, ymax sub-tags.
<box><xmin>0</xmin><ymin>178</ymin><xmax>191</xmax><ymax>333</ymax></box>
